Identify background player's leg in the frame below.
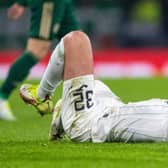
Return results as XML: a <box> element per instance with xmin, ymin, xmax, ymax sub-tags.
<box><xmin>0</xmin><ymin>52</ymin><xmax>38</xmax><ymax>100</ymax></box>
<box><xmin>0</xmin><ymin>38</ymin><xmax>50</xmax><ymax>120</ymax></box>
<box><xmin>0</xmin><ymin>38</ymin><xmax>50</xmax><ymax>100</ymax></box>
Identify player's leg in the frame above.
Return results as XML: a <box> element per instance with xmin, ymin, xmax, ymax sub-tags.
<box><xmin>0</xmin><ymin>39</ymin><xmax>50</xmax><ymax>98</ymax></box>
<box><xmin>58</xmin><ymin>31</ymin><xmax>95</xmax><ymax>142</ymax></box>
<box><xmin>39</xmin><ymin>31</ymin><xmax>94</xmax><ymax>141</ymax></box>
<box><xmin>20</xmin><ymin>31</ymin><xmax>95</xmax><ymax>141</ymax></box>
<box><xmin>0</xmin><ymin>38</ymin><xmax>51</xmax><ymax>120</ymax></box>
<box><xmin>20</xmin><ymin>38</ymin><xmax>64</xmax><ymax>115</ymax></box>
<box><xmin>20</xmin><ymin>31</ymin><xmax>93</xmax><ymax>102</ymax></box>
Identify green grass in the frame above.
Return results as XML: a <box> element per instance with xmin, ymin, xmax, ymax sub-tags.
<box><xmin>1</xmin><ymin>77</ymin><xmax>168</xmax><ymax>168</ymax></box>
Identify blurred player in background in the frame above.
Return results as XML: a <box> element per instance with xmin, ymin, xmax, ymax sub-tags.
<box><xmin>20</xmin><ymin>31</ymin><xmax>168</xmax><ymax>143</ymax></box>
<box><xmin>0</xmin><ymin>0</ymin><xmax>80</xmax><ymax>120</ymax></box>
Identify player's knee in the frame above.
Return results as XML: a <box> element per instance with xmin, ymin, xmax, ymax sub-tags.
<box><xmin>65</xmin><ymin>31</ymin><xmax>89</xmax><ymax>40</ymax></box>
<box><xmin>63</xmin><ymin>31</ymin><xmax>90</xmax><ymax>48</ymax></box>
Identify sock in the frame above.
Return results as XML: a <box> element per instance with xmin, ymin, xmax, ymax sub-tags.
<box><xmin>0</xmin><ymin>51</ymin><xmax>38</xmax><ymax>99</ymax></box>
<box><xmin>38</xmin><ymin>39</ymin><xmax>64</xmax><ymax>99</ymax></box>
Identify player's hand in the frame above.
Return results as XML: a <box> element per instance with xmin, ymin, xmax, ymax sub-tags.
<box><xmin>7</xmin><ymin>3</ymin><xmax>25</xmax><ymax>20</ymax></box>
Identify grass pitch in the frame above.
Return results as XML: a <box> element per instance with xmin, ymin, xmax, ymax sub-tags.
<box><xmin>1</xmin><ymin>78</ymin><xmax>168</xmax><ymax>168</ymax></box>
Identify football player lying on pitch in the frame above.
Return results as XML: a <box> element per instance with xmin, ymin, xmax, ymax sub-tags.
<box><xmin>20</xmin><ymin>31</ymin><xmax>168</xmax><ymax>143</ymax></box>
